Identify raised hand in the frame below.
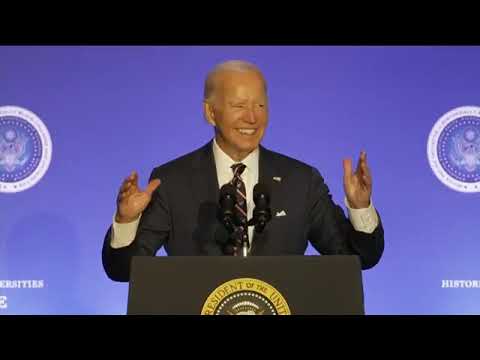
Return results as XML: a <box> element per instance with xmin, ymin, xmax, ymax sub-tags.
<box><xmin>343</xmin><ymin>151</ymin><xmax>372</xmax><ymax>209</ymax></box>
<box><xmin>115</xmin><ymin>171</ymin><xmax>161</xmax><ymax>223</ymax></box>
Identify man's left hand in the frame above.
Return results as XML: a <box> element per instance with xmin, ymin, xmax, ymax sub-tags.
<box><xmin>343</xmin><ymin>151</ymin><xmax>372</xmax><ymax>209</ymax></box>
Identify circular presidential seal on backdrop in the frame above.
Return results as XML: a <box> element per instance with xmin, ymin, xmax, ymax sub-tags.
<box><xmin>427</xmin><ymin>106</ymin><xmax>480</xmax><ymax>193</ymax></box>
<box><xmin>201</xmin><ymin>278</ymin><xmax>291</xmax><ymax>315</ymax></box>
<box><xmin>0</xmin><ymin>106</ymin><xmax>52</xmax><ymax>193</ymax></box>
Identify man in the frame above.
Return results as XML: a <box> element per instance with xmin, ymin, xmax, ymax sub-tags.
<box><xmin>102</xmin><ymin>60</ymin><xmax>384</xmax><ymax>282</ymax></box>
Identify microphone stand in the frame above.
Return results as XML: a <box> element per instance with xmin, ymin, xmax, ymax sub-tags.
<box><xmin>222</xmin><ymin>216</ymin><xmax>249</xmax><ymax>257</ymax></box>
<box><xmin>233</xmin><ymin>223</ymin><xmax>249</xmax><ymax>257</ymax></box>
<box><xmin>242</xmin><ymin>228</ymin><xmax>249</xmax><ymax>257</ymax></box>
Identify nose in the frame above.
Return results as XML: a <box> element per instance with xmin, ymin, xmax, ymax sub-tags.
<box><xmin>244</xmin><ymin>106</ymin><xmax>257</xmax><ymax>124</ymax></box>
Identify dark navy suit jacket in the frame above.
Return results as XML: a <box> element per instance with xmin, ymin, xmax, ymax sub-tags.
<box><xmin>102</xmin><ymin>141</ymin><xmax>384</xmax><ymax>281</ymax></box>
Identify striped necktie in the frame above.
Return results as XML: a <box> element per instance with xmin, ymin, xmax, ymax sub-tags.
<box><xmin>230</xmin><ymin>163</ymin><xmax>248</xmax><ymax>255</ymax></box>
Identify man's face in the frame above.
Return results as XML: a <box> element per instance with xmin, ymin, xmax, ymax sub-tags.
<box><xmin>208</xmin><ymin>70</ymin><xmax>268</xmax><ymax>160</ymax></box>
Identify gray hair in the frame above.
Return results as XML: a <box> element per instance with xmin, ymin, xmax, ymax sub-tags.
<box><xmin>203</xmin><ymin>60</ymin><xmax>267</xmax><ymax>102</ymax></box>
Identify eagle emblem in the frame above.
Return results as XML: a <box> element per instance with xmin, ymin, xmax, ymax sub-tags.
<box><xmin>449</xmin><ymin>128</ymin><xmax>480</xmax><ymax>173</ymax></box>
<box><xmin>0</xmin><ymin>130</ymin><xmax>29</xmax><ymax>172</ymax></box>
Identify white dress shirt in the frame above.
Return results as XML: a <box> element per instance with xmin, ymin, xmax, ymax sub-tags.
<box><xmin>211</xmin><ymin>138</ymin><xmax>258</xmax><ymax>248</ymax></box>
<box><xmin>110</xmin><ymin>139</ymin><xmax>379</xmax><ymax>249</ymax></box>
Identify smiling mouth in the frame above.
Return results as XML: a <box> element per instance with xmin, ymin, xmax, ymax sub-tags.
<box><xmin>237</xmin><ymin>128</ymin><xmax>257</xmax><ymax>135</ymax></box>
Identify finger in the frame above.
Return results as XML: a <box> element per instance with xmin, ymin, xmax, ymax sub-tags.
<box><xmin>120</xmin><ymin>173</ymin><xmax>136</xmax><ymax>191</ymax></box>
<box><xmin>145</xmin><ymin>179</ymin><xmax>161</xmax><ymax>196</ymax></box>
<box><xmin>122</xmin><ymin>172</ymin><xmax>138</xmax><ymax>188</ymax></box>
<box><xmin>119</xmin><ymin>183</ymin><xmax>130</xmax><ymax>195</ymax></box>
<box><xmin>343</xmin><ymin>158</ymin><xmax>353</xmax><ymax>181</ymax></box>
<box><xmin>124</xmin><ymin>179</ymin><xmax>134</xmax><ymax>189</ymax></box>
<box><xmin>123</xmin><ymin>187</ymin><xmax>139</xmax><ymax>199</ymax></box>
<box><xmin>354</xmin><ymin>151</ymin><xmax>365</xmax><ymax>174</ymax></box>
<box><xmin>119</xmin><ymin>182</ymin><xmax>128</xmax><ymax>193</ymax></box>
<box><xmin>125</xmin><ymin>186</ymin><xmax>136</xmax><ymax>198</ymax></box>
<box><xmin>362</xmin><ymin>174</ymin><xmax>372</xmax><ymax>187</ymax></box>
<box><xmin>120</xmin><ymin>181</ymin><xmax>135</xmax><ymax>195</ymax></box>
<box><xmin>127</xmin><ymin>172</ymin><xmax>141</xmax><ymax>193</ymax></box>
<box><xmin>123</xmin><ymin>172</ymin><xmax>136</xmax><ymax>185</ymax></box>
<box><xmin>130</xmin><ymin>171</ymin><xmax>139</xmax><ymax>187</ymax></box>
<box><xmin>360</xmin><ymin>152</ymin><xmax>371</xmax><ymax>178</ymax></box>
<box><xmin>361</xmin><ymin>162</ymin><xmax>371</xmax><ymax>179</ymax></box>
<box><xmin>120</xmin><ymin>181</ymin><xmax>137</xmax><ymax>196</ymax></box>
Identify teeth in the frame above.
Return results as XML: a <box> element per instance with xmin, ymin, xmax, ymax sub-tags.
<box><xmin>238</xmin><ymin>129</ymin><xmax>255</xmax><ymax>135</ymax></box>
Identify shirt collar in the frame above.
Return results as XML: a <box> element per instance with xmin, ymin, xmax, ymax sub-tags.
<box><xmin>212</xmin><ymin>137</ymin><xmax>259</xmax><ymax>174</ymax></box>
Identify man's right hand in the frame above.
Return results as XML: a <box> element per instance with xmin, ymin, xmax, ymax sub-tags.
<box><xmin>115</xmin><ymin>171</ymin><xmax>161</xmax><ymax>223</ymax></box>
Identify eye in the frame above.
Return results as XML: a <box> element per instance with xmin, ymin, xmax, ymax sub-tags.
<box><xmin>232</xmin><ymin>104</ymin><xmax>246</xmax><ymax>108</ymax></box>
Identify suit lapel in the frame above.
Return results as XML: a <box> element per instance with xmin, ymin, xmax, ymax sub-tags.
<box><xmin>191</xmin><ymin>141</ymin><xmax>219</xmax><ymax>207</ymax></box>
<box><xmin>251</xmin><ymin>145</ymin><xmax>284</xmax><ymax>255</ymax></box>
<box><xmin>190</xmin><ymin>141</ymin><xmax>223</xmax><ymax>255</ymax></box>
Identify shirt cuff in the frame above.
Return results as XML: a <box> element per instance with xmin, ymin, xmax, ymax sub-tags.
<box><xmin>344</xmin><ymin>197</ymin><xmax>379</xmax><ymax>234</ymax></box>
<box><xmin>110</xmin><ymin>213</ymin><xmax>142</xmax><ymax>249</ymax></box>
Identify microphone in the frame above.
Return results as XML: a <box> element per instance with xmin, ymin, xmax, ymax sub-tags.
<box><xmin>217</xmin><ymin>183</ymin><xmax>245</xmax><ymax>255</ymax></box>
<box><xmin>217</xmin><ymin>183</ymin><xmax>237</xmax><ymax>233</ymax></box>
<box><xmin>249</xmin><ymin>183</ymin><xmax>272</xmax><ymax>233</ymax></box>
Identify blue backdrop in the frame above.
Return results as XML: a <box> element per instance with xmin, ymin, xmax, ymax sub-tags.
<box><xmin>1</xmin><ymin>46</ymin><xmax>479</xmax><ymax>314</ymax></box>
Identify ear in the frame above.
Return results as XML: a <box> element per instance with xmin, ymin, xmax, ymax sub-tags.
<box><xmin>203</xmin><ymin>101</ymin><xmax>216</xmax><ymax>127</ymax></box>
